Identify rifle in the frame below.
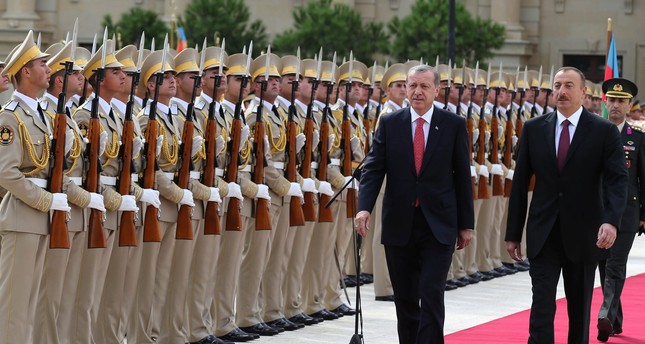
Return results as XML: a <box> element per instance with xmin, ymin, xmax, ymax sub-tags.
<box><xmin>49</xmin><ymin>55</ymin><xmax>76</xmax><ymax>249</ymax></box>
<box><xmin>490</xmin><ymin>86</ymin><xmax>504</xmax><ymax>197</ymax></box>
<box><xmin>317</xmin><ymin>80</ymin><xmax>334</xmax><ymax>223</ymax></box>
<box><xmin>202</xmin><ymin>41</ymin><xmax>224</xmax><ymax>235</ymax></box>
<box><xmin>362</xmin><ymin>93</ymin><xmax>372</xmax><ymax>156</ymax></box>
<box><xmin>301</xmin><ymin>66</ymin><xmax>319</xmax><ymax>222</ymax></box>
<box><xmin>286</xmin><ymin>66</ymin><xmax>306</xmax><ymax>227</ymax></box>
<box><xmin>140</xmin><ymin>51</ymin><xmax>166</xmax><ymax>243</ymax></box>
<box><xmin>372</xmin><ymin>87</ymin><xmax>383</xmax><ymax>136</ymax></box>
<box><xmin>341</xmin><ymin>82</ymin><xmax>357</xmax><ymax>218</ymax></box>
<box><xmin>249</xmin><ymin>57</ymin><xmax>272</xmax><ymax>230</ymax></box>
<box><xmin>503</xmin><ymin>90</ymin><xmax>516</xmax><ymax>198</ymax></box>
<box><xmin>86</xmin><ymin>33</ymin><xmax>108</xmax><ymax>249</ymax></box>
<box><xmin>476</xmin><ymin>88</ymin><xmax>490</xmax><ymax>200</ymax></box>
<box><xmin>117</xmin><ymin>57</ymin><xmax>141</xmax><ymax>247</ymax></box>
<box><xmin>466</xmin><ymin>84</ymin><xmax>478</xmax><ymax>201</ymax></box>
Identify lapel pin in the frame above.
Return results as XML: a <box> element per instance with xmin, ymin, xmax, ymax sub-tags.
<box><xmin>435</xmin><ymin>126</ymin><xmax>438</xmax><ymax>130</ymax></box>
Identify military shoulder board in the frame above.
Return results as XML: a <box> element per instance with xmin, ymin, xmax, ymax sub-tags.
<box><xmin>3</xmin><ymin>100</ymin><xmax>18</xmax><ymax>112</ymax></box>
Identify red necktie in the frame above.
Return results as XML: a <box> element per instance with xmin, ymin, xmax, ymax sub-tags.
<box><xmin>557</xmin><ymin>119</ymin><xmax>571</xmax><ymax>172</ymax></box>
<box><xmin>414</xmin><ymin>118</ymin><xmax>425</xmax><ymax>175</ymax></box>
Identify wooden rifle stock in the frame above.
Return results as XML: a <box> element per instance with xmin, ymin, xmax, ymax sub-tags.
<box><xmin>141</xmin><ymin>73</ymin><xmax>162</xmax><ymax>243</ymax></box>
<box><xmin>286</xmin><ymin>111</ymin><xmax>305</xmax><ymax>227</ymax></box>
<box><xmin>503</xmin><ymin>106</ymin><xmax>515</xmax><ymax>198</ymax></box>
<box><xmin>342</xmin><ymin>112</ymin><xmax>357</xmax><ymax>218</ymax></box>
<box><xmin>49</xmin><ymin>91</ymin><xmax>71</xmax><ymax>249</ymax></box>
<box><xmin>301</xmin><ymin>106</ymin><xmax>316</xmax><ymax>222</ymax></box>
<box><xmin>490</xmin><ymin>109</ymin><xmax>504</xmax><ymax>196</ymax></box>
<box><xmin>87</xmin><ymin>97</ymin><xmax>107</xmax><ymax>249</ymax></box>
<box><xmin>225</xmin><ymin>113</ymin><xmax>243</xmax><ymax>231</ymax></box>
<box><xmin>466</xmin><ymin>114</ymin><xmax>477</xmax><ymax>200</ymax></box>
<box><xmin>317</xmin><ymin>108</ymin><xmax>333</xmax><ymax>223</ymax></box>
<box><xmin>117</xmin><ymin>113</ymin><xmax>137</xmax><ymax>246</ymax></box>
<box><xmin>175</xmin><ymin>108</ymin><xmax>194</xmax><ymax>240</ymax></box>
<box><xmin>476</xmin><ymin>111</ymin><xmax>490</xmax><ymax>199</ymax></box>
<box><xmin>202</xmin><ymin>91</ymin><xmax>221</xmax><ymax>235</ymax></box>
<box><xmin>251</xmin><ymin>119</ymin><xmax>272</xmax><ymax>230</ymax></box>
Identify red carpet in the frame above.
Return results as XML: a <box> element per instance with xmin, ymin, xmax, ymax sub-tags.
<box><xmin>446</xmin><ymin>273</ymin><xmax>645</xmax><ymax>343</ymax></box>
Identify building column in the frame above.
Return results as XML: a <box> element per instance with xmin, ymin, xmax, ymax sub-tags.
<box><xmin>490</xmin><ymin>0</ymin><xmax>532</xmax><ymax>68</ymax></box>
<box><xmin>2</xmin><ymin>0</ymin><xmax>39</xmax><ymax>24</ymax></box>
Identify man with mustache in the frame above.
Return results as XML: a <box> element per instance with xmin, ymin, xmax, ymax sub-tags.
<box><xmin>596</xmin><ymin>77</ymin><xmax>643</xmax><ymax>342</ymax></box>
<box><xmin>506</xmin><ymin>67</ymin><xmax>628</xmax><ymax>343</ymax></box>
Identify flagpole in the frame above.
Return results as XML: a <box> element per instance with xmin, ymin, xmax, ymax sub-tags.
<box><xmin>605</xmin><ymin>18</ymin><xmax>612</xmax><ymax>62</ymax></box>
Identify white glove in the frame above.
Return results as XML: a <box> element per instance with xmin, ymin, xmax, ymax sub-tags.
<box><xmin>50</xmin><ymin>193</ymin><xmax>71</xmax><ymax>212</ymax></box>
<box><xmin>99</xmin><ymin>130</ymin><xmax>108</xmax><ymax>157</ymax></box>
<box><xmin>64</xmin><ymin>129</ymin><xmax>74</xmax><ymax>156</ymax></box>
<box><xmin>156</xmin><ymin>135</ymin><xmax>164</xmax><ymax>157</ymax></box>
<box><xmin>295</xmin><ymin>133</ymin><xmax>306</xmax><ymax>154</ymax></box>
<box><xmin>208</xmin><ymin>187</ymin><xmax>222</xmax><ymax>203</ymax></box>
<box><xmin>88</xmin><ymin>192</ymin><xmax>106</xmax><ymax>212</ymax></box>
<box><xmin>132</xmin><ymin>136</ymin><xmax>143</xmax><ymax>156</ymax></box>
<box><xmin>216</xmin><ymin>135</ymin><xmax>226</xmax><ymax>155</ymax></box>
<box><xmin>470</xmin><ymin>166</ymin><xmax>477</xmax><ymax>178</ymax></box>
<box><xmin>179</xmin><ymin>189</ymin><xmax>195</xmax><ymax>207</ymax></box>
<box><xmin>511</xmin><ymin>135</ymin><xmax>518</xmax><ymax>147</ymax></box>
<box><xmin>328</xmin><ymin>134</ymin><xmax>335</xmax><ymax>151</ymax></box>
<box><xmin>263</xmin><ymin>135</ymin><xmax>272</xmax><ymax>160</ymax></box>
<box><xmin>254</xmin><ymin>184</ymin><xmax>271</xmax><ymax>200</ymax></box>
<box><xmin>318</xmin><ymin>181</ymin><xmax>334</xmax><ymax>196</ymax></box>
<box><xmin>239</xmin><ymin>125</ymin><xmax>250</xmax><ymax>150</ymax></box>
<box><xmin>490</xmin><ymin>164</ymin><xmax>504</xmax><ymax>176</ymax></box>
<box><xmin>506</xmin><ymin>169</ymin><xmax>515</xmax><ymax>180</ymax></box>
<box><xmin>190</xmin><ymin>136</ymin><xmax>203</xmax><ymax>158</ymax></box>
<box><xmin>484</xmin><ymin>131</ymin><xmax>491</xmax><ymax>143</ymax></box>
<box><xmin>286</xmin><ymin>182</ymin><xmax>303</xmax><ymax>198</ymax></box>
<box><xmin>302</xmin><ymin>178</ymin><xmax>317</xmax><ymax>193</ymax></box>
<box><xmin>498</xmin><ymin>126</ymin><xmax>504</xmax><ymax>139</ymax></box>
<box><xmin>478</xmin><ymin>165</ymin><xmax>489</xmax><ymax>178</ymax></box>
<box><xmin>118</xmin><ymin>195</ymin><xmax>139</xmax><ymax>212</ymax></box>
<box><xmin>227</xmin><ymin>182</ymin><xmax>243</xmax><ymax>201</ymax></box>
<box><xmin>140</xmin><ymin>189</ymin><xmax>161</xmax><ymax>209</ymax></box>
<box><xmin>344</xmin><ymin>176</ymin><xmax>358</xmax><ymax>190</ymax></box>
<box><xmin>350</xmin><ymin>136</ymin><xmax>361</xmax><ymax>153</ymax></box>
<box><xmin>312</xmin><ymin>130</ymin><xmax>320</xmax><ymax>150</ymax></box>
<box><xmin>472</xmin><ymin>128</ymin><xmax>479</xmax><ymax>145</ymax></box>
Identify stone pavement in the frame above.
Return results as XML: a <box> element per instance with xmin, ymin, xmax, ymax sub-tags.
<box><xmin>258</xmin><ymin>237</ymin><xmax>645</xmax><ymax>343</ymax></box>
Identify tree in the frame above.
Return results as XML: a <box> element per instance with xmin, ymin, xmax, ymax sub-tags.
<box><xmin>272</xmin><ymin>0</ymin><xmax>389</xmax><ymax>62</ymax></box>
<box><xmin>179</xmin><ymin>0</ymin><xmax>268</xmax><ymax>56</ymax></box>
<box><xmin>388</xmin><ymin>0</ymin><xmax>505</xmax><ymax>65</ymax></box>
<box><xmin>102</xmin><ymin>8</ymin><xmax>169</xmax><ymax>50</ymax></box>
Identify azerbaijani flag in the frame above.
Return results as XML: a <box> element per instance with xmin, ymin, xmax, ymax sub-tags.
<box><xmin>176</xmin><ymin>27</ymin><xmax>188</xmax><ymax>52</ymax></box>
<box><xmin>601</xmin><ymin>19</ymin><xmax>619</xmax><ymax>119</ymax></box>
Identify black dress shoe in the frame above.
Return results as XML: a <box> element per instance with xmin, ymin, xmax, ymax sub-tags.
<box><xmin>482</xmin><ymin>269</ymin><xmax>504</xmax><ymax>278</ymax></box>
<box><xmin>513</xmin><ymin>262</ymin><xmax>530</xmax><ymax>271</ymax></box>
<box><xmin>612</xmin><ymin>325</ymin><xmax>623</xmax><ymax>335</ymax></box>
<box><xmin>469</xmin><ymin>272</ymin><xmax>484</xmax><ymax>282</ymax></box>
<box><xmin>458</xmin><ymin>275</ymin><xmax>478</xmax><ymax>285</ymax></box>
<box><xmin>360</xmin><ymin>273</ymin><xmax>374</xmax><ymax>284</ymax></box>
<box><xmin>375</xmin><ymin>295</ymin><xmax>395</xmax><ymax>302</ymax></box>
<box><xmin>597</xmin><ymin>317</ymin><xmax>612</xmax><ymax>342</ymax></box>
<box><xmin>448</xmin><ymin>278</ymin><xmax>467</xmax><ymax>287</ymax></box>
<box><xmin>190</xmin><ymin>335</ymin><xmax>234</xmax><ymax>344</ymax></box>
<box><xmin>219</xmin><ymin>328</ymin><xmax>257</xmax><ymax>342</ymax></box>
<box><xmin>241</xmin><ymin>322</ymin><xmax>280</xmax><ymax>336</ymax></box>
<box><xmin>289</xmin><ymin>313</ymin><xmax>321</xmax><ymax>325</ymax></box>
<box><xmin>445</xmin><ymin>280</ymin><xmax>458</xmax><ymax>290</ymax></box>
<box><xmin>497</xmin><ymin>265</ymin><xmax>517</xmax><ymax>275</ymax></box>
<box><xmin>309</xmin><ymin>309</ymin><xmax>339</xmax><ymax>320</ymax></box>
<box><xmin>332</xmin><ymin>304</ymin><xmax>356</xmax><ymax>316</ymax></box>
<box><xmin>266</xmin><ymin>317</ymin><xmax>303</xmax><ymax>331</ymax></box>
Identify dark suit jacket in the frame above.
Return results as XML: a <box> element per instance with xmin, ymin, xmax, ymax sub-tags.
<box><xmin>358</xmin><ymin>107</ymin><xmax>474</xmax><ymax>247</ymax></box>
<box><xmin>620</xmin><ymin>123</ymin><xmax>645</xmax><ymax>232</ymax></box>
<box><xmin>505</xmin><ymin>108</ymin><xmax>628</xmax><ymax>262</ymax></box>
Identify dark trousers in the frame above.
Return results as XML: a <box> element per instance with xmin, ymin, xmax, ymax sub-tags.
<box><xmin>385</xmin><ymin>207</ymin><xmax>454</xmax><ymax>344</ymax></box>
<box><xmin>598</xmin><ymin>230</ymin><xmax>637</xmax><ymax>329</ymax></box>
<box><xmin>528</xmin><ymin>226</ymin><xmax>597</xmax><ymax>344</ymax></box>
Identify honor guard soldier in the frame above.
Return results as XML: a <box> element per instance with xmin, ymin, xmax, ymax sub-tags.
<box><xmin>597</xmin><ymin>77</ymin><xmax>643</xmax><ymax>342</ymax></box>
<box><xmin>171</xmin><ymin>47</ymin><xmax>201</xmax><ymax>116</ymax></box>
<box><xmin>0</xmin><ymin>30</ymin><xmax>67</xmax><ymax>344</ymax></box>
<box><xmin>325</xmin><ymin>58</ymin><xmax>365</xmax><ymax>316</ymax></box>
<box><xmin>213</xmin><ymin>51</ymin><xmax>260</xmax><ymax>343</ymax></box>
<box><xmin>584</xmin><ymin>80</ymin><xmax>597</xmax><ymax>115</ymax></box>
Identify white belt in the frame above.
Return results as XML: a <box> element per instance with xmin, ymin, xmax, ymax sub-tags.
<box><xmin>100</xmin><ymin>176</ymin><xmax>117</xmax><ymax>186</ymax></box>
<box><xmin>26</xmin><ymin>178</ymin><xmax>47</xmax><ymax>188</ymax></box>
<box><xmin>131</xmin><ymin>173</ymin><xmax>138</xmax><ymax>183</ymax></box>
<box><xmin>240</xmin><ymin>166</ymin><xmax>251</xmax><ymax>173</ymax></box>
<box><xmin>273</xmin><ymin>161</ymin><xmax>285</xmax><ymax>170</ymax></box>
<box><xmin>190</xmin><ymin>171</ymin><xmax>200</xmax><ymax>180</ymax></box>
<box><xmin>164</xmin><ymin>172</ymin><xmax>175</xmax><ymax>180</ymax></box>
<box><xmin>69</xmin><ymin>177</ymin><xmax>82</xmax><ymax>186</ymax></box>
<box><xmin>330</xmin><ymin>158</ymin><xmax>341</xmax><ymax>166</ymax></box>
<box><xmin>311</xmin><ymin>162</ymin><xmax>319</xmax><ymax>169</ymax></box>
<box><xmin>216</xmin><ymin>168</ymin><xmax>224</xmax><ymax>177</ymax></box>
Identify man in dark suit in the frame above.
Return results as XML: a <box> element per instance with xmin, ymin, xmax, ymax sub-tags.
<box><xmin>355</xmin><ymin>64</ymin><xmax>474</xmax><ymax>344</ymax></box>
<box><xmin>506</xmin><ymin>67</ymin><xmax>628</xmax><ymax>344</ymax></box>
<box><xmin>597</xmin><ymin>77</ymin><xmax>644</xmax><ymax>342</ymax></box>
